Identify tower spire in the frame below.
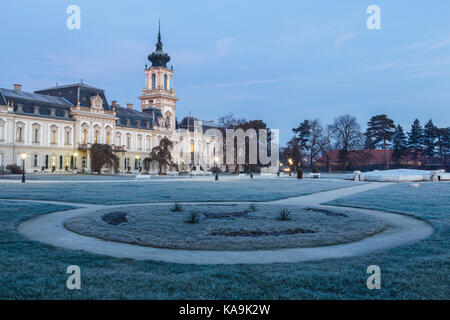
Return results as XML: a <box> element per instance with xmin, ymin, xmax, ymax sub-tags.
<box><xmin>148</xmin><ymin>19</ymin><xmax>170</xmax><ymax>68</ymax></box>
<box><xmin>158</xmin><ymin>18</ymin><xmax>161</xmax><ymax>43</ymax></box>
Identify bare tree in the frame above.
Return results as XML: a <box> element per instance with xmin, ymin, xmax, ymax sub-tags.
<box><xmin>328</xmin><ymin>114</ymin><xmax>363</xmax><ymax>172</ymax></box>
<box><xmin>90</xmin><ymin>143</ymin><xmax>119</xmax><ymax>174</ymax></box>
<box><xmin>308</xmin><ymin>119</ymin><xmax>324</xmax><ymax>168</ymax></box>
<box><xmin>316</xmin><ymin>129</ymin><xmax>333</xmax><ymax>173</ymax></box>
<box><xmin>143</xmin><ymin>137</ymin><xmax>175</xmax><ymax>174</ymax></box>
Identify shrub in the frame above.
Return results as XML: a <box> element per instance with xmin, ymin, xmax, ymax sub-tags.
<box><xmin>171</xmin><ymin>203</ymin><xmax>183</xmax><ymax>212</ymax></box>
<box><xmin>297</xmin><ymin>168</ymin><xmax>303</xmax><ymax>179</ymax></box>
<box><xmin>6</xmin><ymin>164</ymin><xmax>22</xmax><ymax>174</ymax></box>
<box><xmin>312</xmin><ymin>168</ymin><xmax>319</xmax><ymax>173</ymax></box>
<box><xmin>276</xmin><ymin>208</ymin><xmax>292</xmax><ymax>221</ymax></box>
<box><xmin>249</xmin><ymin>204</ymin><xmax>257</xmax><ymax>212</ymax></box>
<box><xmin>187</xmin><ymin>210</ymin><xmax>202</xmax><ymax>224</ymax></box>
<box><xmin>211</xmin><ymin>166</ymin><xmax>222</xmax><ymax>174</ymax></box>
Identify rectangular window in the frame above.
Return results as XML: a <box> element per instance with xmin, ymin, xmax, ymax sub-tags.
<box><xmin>66</xmin><ymin>131</ymin><xmax>70</xmax><ymax>145</ymax></box>
<box><xmin>0</xmin><ymin>124</ymin><xmax>3</xmax><ymax>141</ymax></box>
<box><xmin>34</xmin><ymin>128</ymin><xmax>39</xmax><ymax>143</ymax></box>
<box><xmin>16</xmin><ymin>127</ymin><xmax>23</xmax><ymax>142</ymax></box>
<box><xmin>82</xmin><ymin>130</ymin><xmax>87</xmax><ymax>144</ymax></box>
<box><xmin>0</xmin><ymin>153</ymin><xmax>3</xmax><ymax>167</ymax></box>
<box><xmin>59</xmin><ymin>155</ymin><xmax>63</xmax><ymax>170</ymax></box>
<box><xmin>33</xmin><ymin>155</ymin><xmax>38</xmax><ymax>167</ymax></box>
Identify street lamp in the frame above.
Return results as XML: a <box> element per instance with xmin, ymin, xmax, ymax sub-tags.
<box><xmin>74</xmin><ymin>152</ymin><xmax>78</xmax><ymax>170</ymax></box>
<box><xmin>214</xmin><ymin>156</ymin><xmax>219</xmax><ymax>181</ymax></box>
<box><xmin>21</xmin><ymin>152</ymin><xmax>26</xmax><ymax>183</ymax></box>
<box><xmin>136</xmin><ymin>155</ymin><xmax>141</xmax><ymax>172</ymax></box>
<box><xmin>288</xmin><ymin>158</ymin><xmax>293</xmax><ymax>176</ymax></box>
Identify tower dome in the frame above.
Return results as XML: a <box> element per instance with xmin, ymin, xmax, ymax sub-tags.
<box><xmin>148</xmin><ymin>21</ymin><xmax>170</xmax><ymax>68</ymax></box>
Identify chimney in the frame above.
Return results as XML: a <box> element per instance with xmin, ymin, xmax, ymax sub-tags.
<box><xmin>14</xmin><ymin>84</ymin><xmax>22</xmax><ymax>91</ymax></box>
<box><xmin>111</xmin><ymin>101</ymin><xmax>117</xmax><ymax>107</ymax></box>
<box><xmin>127</xmin><ymin>103</ymin><xmax>133</xmax><ymax>110</ymax></box>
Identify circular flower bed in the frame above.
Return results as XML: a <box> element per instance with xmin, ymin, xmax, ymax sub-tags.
<box><xmin>64</xmin><ymin>204</ymin><xmax>387</xmax><ymax>251</ymax></box>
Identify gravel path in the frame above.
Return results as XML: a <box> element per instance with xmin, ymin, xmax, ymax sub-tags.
<box><xmin>16</xmin><ymin>182</ymin><xmax>433</xmax><ymax>264</ymax></box>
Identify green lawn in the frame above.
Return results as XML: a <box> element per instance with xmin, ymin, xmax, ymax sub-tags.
<box><xmin>0</xmin><ymin>178</ymin><xmax>357</xmax><ymax>204</ymax></box>
<box><xmin>1</xmin><ymin>181</ymin><xmax>449</xmax><ymax>299</ymax></box>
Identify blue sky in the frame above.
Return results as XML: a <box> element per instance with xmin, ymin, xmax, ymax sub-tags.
<box><xmin>1</xmin><ymin>0</ymin><xmax>449</xmax><ymax>144</ymax></box>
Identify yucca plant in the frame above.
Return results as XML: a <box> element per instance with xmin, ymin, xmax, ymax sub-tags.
<box><xmin>276</xmin><ymin>208</ymin><xmax>292</xmax><ymax>221</ymax></box>
<box><xmin>171</xmin><ymin>203</ymin><xmax>183</xmax><ymax>212</ymax></box>
<box><xmin>187</xmin><ymin>210</ymin><xmax>202</xmax><ymax>224</ymax></box>
<box><xmin>249</xmin><ymin>204</ymin><xmax>257</xmax><ymax>212</ymax></box>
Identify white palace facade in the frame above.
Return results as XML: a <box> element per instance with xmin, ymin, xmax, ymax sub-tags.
<box><xmin>0</xmin><ymin>28</ymin><xmax>220</xmax><ymax>174</ymax></box>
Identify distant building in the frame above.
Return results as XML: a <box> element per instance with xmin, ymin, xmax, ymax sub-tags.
<box><xmin>0</xmin><ymin>26</ymin><xmax>219</xmax><ymax>173</ymax></box>
<box><xmin>316</xmin><ymin>149</ymin><xmax>443</xmax><ymax>171</ymax></box>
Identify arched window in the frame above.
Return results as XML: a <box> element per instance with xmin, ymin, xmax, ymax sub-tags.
<box><xmin>164</xmin><ymin>74</ymin><xmax>167</xmax><ymax>90</ymax></box>
<box><xmin>152</xmin><ymin>74</ymin><xmax>156</xmax><ymax>89</ymax></box>
<box><xmin>50</xmin><ymin>126</ymin><xmax>58</xmax><ymax>144</ymax></box>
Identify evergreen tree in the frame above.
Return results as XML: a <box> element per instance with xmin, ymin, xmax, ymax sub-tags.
<box><xmin>423</xmin><ymin>119</ymin><xmax>437</xmax><ymax>159</ymax></box>
<box><xmin>292</xmin><ymin>120</ymin><xmax>311</xmax><ymax>167</ymax></box>
<box><xmin>392</xmin><ymin>125</ymin><xmax>408</xmax><ymax>165</ymax></box>
<box><xmin>435</xmin><ymin>127</ymin><xmax>450</xmax><ymax>167</ymax></box>
<box><xmin>408</xmin><ymin>119</ymin><xmax>424</xmax><ymax>166</ymax></box>
<box><xmin>365</xmin><ymin>114</ymin><xmax>396</xmax><ymax>168</ymax></box>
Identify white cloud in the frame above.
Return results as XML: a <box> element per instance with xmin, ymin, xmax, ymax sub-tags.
<box><xmin>422</xmin><ymin>38</ymin><xmax>450</xmax><ymax>54</ymax></box>
<box><xmin>190</xmin><ymin>78</ymin><xmax>281</xmax><ymax>89</ymax></box>
<box><xmin>336</xmin><ymin>31</ymin><xmax>356</xmax><ymax>46</ymax></box>
<box><xmin>216</xmin><ymin>38</ymin><xmax>236</xmax><ymax>57</ymax></box>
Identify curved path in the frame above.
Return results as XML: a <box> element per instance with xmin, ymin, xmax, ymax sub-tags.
<box><xmin>16</xmin><ymin>182</ymin><xmax>433</xmax><ymax>265</ymax></box>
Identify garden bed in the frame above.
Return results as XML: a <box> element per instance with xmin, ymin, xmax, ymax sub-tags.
<box><xmin>64</xmin><ymin>203</ymin><xmax>387</xmax><ymax>251</ymax></box>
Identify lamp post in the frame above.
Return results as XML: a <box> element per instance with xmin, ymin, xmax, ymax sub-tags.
<box><xmin>214</xmin><ymin>156</ymin><xmax>219</xmax><ymax>181</ymax></box>
<box><xmin>21</xmin><ymin>152</ymin><xmax>26</xmax><ymax>183</ymax></box>
<box><xmin>136</xmin><ymin>155</ymin><xmax>141</xmax><ymax>172</ymax></box>
<box><xmin>288</xmin><ymin>158</ymin><xmax>293</xmax><ymax>176</ymax></box>
<box><xmin>74</xmin><ymin>152</ymin><xmax>78</xmax><ymax>170</ymax></box>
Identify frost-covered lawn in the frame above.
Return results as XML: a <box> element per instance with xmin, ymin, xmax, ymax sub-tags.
<box><xmin>0</xmin><ymin>178</ymin><xmax>357</xmax><ymax>205</ymax></box>
<box><xmin>64</xmin><ymin>203</ymin><xmax>386</xmax><ymax>250</ymax></box>
<box><xmin>1</xmin><ymin>182</ymin><xmax>448</xmax><ymax>299</ymax></box>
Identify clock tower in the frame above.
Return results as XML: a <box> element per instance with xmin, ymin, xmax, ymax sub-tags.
<box><xmin>138</xmin><ymin>22</ymin><xmax>178</xmax><ymax>129</ymax></box>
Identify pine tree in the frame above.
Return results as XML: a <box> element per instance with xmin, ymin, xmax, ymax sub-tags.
<box><xmin>435</xmin><ymin>127</ymin><xmax>450</xmax><ymax>167</ymax></box>
<box><xmin>392</xmin><ymin>125</ymin><xmax>408</xmax><ymax>165</ymax></box>
<box><xmin>292</xmin><ymin>120</ymin><xmax>311</xmax><ymax>167</ymax></box>
<box><xmin>408</xmin><ymin>119</ymin><xmax>424</xmax><ymax>167</ymax></box>
<box><xmin>423</xmin><ymin>119</ymin><xmax>437</xmax><ymax>160</ymax></box>
<box><xmin>365</xmin><ymin>114</ymin><xmax>396</xmax><ymax>168</ymax></box>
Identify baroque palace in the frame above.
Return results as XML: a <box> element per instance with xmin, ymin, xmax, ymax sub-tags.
<box><xmin>0</xmin><ymin>28</ymin><xmax>219</xmax><ymax>174</ymax></box>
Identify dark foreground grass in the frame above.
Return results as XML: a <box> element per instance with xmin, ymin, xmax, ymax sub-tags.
<box><xmin>1</xmin><ymin>182</ymin><xmax>448</xmax><ymax>299</ymax></box>
<box><xmin>0</xmin><ymin>179</ymin><xmax>356</xmax><ymax>205</ymax></box>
